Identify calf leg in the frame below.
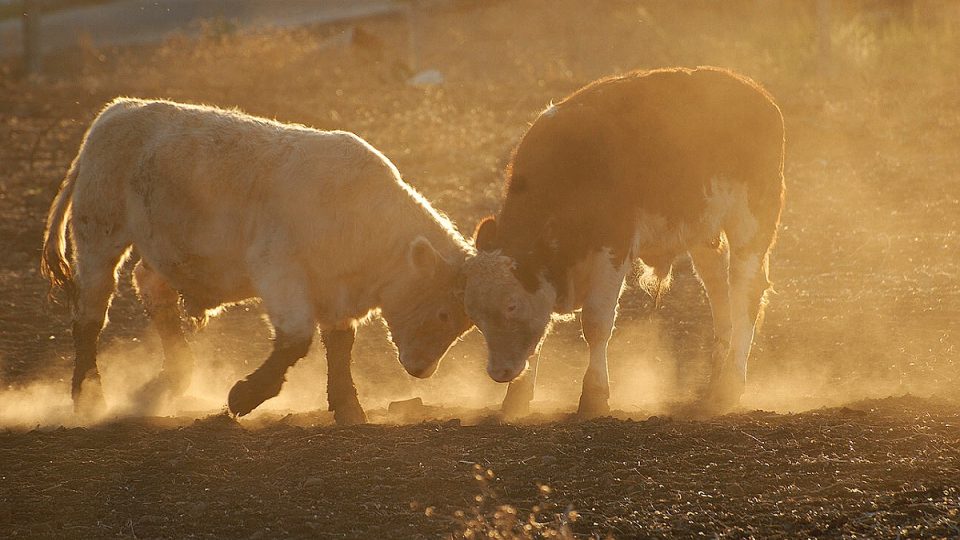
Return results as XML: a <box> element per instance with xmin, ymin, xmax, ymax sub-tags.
<box><xmin>69</xmin><ymin>238</ymin><xmax>130</xmax><ymax>418</ymax></box>
<box><xmin>707</xmin><ymin>246</ymin><xmax>771</xmax><ymax>409</ymax></box>
<box><xmin>71</xmin><ymin>281</ymin><xmax>113</xmax><ymax>417</ymax></box>
<box><xmin>577</xmin><ymin>254</ymin><xmax>628</xmax><ymax>417</ymax></box>
<box><xmin>688</xmin><ymin>241</ymin><xmax>733</xmax><ymax>387</ymax></box>
<box><xmin>132</xmin><ymin>261</ymin><xmax>194</xmax><ymax>406</ymax></box>
<box><xmin>322</xmin><ymin>326</ymin><xmax>367</xmax><ymax>426</ymax></box>
<box><xmin>228</xmin><ymin>329</ymin><xmax>313</xmax><ymax>416</ymax></box>
<box><xmin>229</xmin><ymin>274</ymin><xmax>316</xmax><ymax>416</ymax></box>
<box><xmin>501</xmin><ymin>350</ymin><xmax>540</xmax><ymax>419</ymax></box>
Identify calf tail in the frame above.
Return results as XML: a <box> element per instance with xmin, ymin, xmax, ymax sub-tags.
<box><xmin>40</xmin><ymin>159</ymin><xmax>79</xmax><ymax>303</ymax></box>
<box><xmin>638</xmin><ymin>260</ymin><xmax>674</xmax><ymax>309</ymax></box>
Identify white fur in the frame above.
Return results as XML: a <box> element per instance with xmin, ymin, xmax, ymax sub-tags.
<box><xmin>47</xmin><ymin>97</ymin><xmax>470</xmax><ymax>333</ymax></box>
<box><xmin>703</xmin><ymin>177</ymin><xmax>758</xmax><ymax>244</ymax></box>
<box><xmin>579</xmin><ymin>251</ymin><xmax>629</xmax><ymax>396</ymax></box>
<box><xmin>728</xmin><ymin>252</ymin><xmax>762</xmax><ymax>378</ymax></box>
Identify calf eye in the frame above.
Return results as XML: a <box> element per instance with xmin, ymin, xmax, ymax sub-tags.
<box><xmin>438</xmin><ymin>310</ymin><xmax>450</xmax><ymax>323</ymax></box>
<box><xmin>506</xmin><ymin>303</ymin><xmax>517</xmax><ymax>314</ymax></box>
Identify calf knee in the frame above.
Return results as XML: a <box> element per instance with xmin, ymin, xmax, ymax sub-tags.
<box><xmin>321</xmin><ymin>329</ymin><xmax>355</xmax><ymax>360</ymax></box>
<box><xmin>731</xmin><ymin>253</ymin><xmax>770</xmax><ymax>304</ymax></box>
<box><xmin>72</xmin><ymin>320</ymin><xmax>102</xmax><ymax>358</ymax></box>
<box><xmin>133</xmin><ymin>263</ymin><xmax>178</xmax><ymax>310</ymax></box>
<box><xmin>275</xmin><ymin>331</ymin><xmax>313</xmax><ymax>360</ymax></box>
<box><xmin>581</xmin><ymin>309</ymin><xmax>615</xmax><ymax>349</ymax></box>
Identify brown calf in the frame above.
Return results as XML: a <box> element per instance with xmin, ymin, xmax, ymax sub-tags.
<box><xmin>464</xmin><ymin>67</ymin><xmax>785</xmax><ymax>416</ymax></box>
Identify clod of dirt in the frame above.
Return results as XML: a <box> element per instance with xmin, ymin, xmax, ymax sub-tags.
<box><xmin>389</xmin><ymin>397</ymin><xmax>426</xmax><ymax>419</ymax></box>
<box><xmin>197</xmin><ymin>410</ymin><xmax>241</xmax><ymax>425</ymax></box>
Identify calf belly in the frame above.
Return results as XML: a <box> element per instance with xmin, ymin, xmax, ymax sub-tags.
<box><xmin>136</xmin><ymin>240</ymin><xmax>256</xmax><ymax>315</ymax></box>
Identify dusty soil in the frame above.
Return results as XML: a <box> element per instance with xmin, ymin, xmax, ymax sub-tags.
<box><xmin>1</xmin><ymin>397</ymin><xmax>959</xmax><ymax>538</ymax></box>
<box><xmin>1</xmin><ymin>1</ymin><xmax>959</xmax><ymax>537</ymax></box>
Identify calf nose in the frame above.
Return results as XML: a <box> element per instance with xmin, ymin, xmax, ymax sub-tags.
<box><xmin>487</xmin><ymin>366</ymin><xmax>520</xmax><ymax>383</ymax></box>
<box><xmin>406</xmin><ymin>362</ymin><xmax>438</xmax><ymax>379</ymax></box>
<box><xmin>408</xmin><ymin>366</ymin><xmax>429</xmax><ymax>378</ymax></box>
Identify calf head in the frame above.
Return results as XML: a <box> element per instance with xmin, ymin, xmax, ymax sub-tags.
<box><xmin>464</xmin><ymin>217</ymin><xmax>555</xmax><ymax>383</ymax></box>
<box><xmin>379</xmin><ymin>236</ymin><xmax>472</xmax><ymax>378</ymax></box>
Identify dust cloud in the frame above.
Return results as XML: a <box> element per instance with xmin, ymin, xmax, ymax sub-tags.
<box><xmin>0</xmin><ymin>374</ymin><xmax>74</xmax><ymax>429</ymax></box>
<box><xmin>1</xmin><ymin>265</ymin><xmax>954</xmax><ymax>429</ymax></box>
<box><xmin>0</xmin><ymin>315</ymin><xmax>510</xmax><ymax>429</ymax></box>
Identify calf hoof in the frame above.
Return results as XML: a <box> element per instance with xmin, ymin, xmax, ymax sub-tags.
<box><xmin>576</xmin><ymin>392</ymin><xmax>610</xmax><ymax>419</ymax></box>
<box><xmin>704</xmin><ymin>370</ymin><xmax>745</xmax><ymax>413</ymax></box>
<box><xmin>228</xmin><ymin>376</ymin><xmax>282</xmax><ymax>417</ymax></box>
<box><xmin>333</xmin><ymin>402</ymin><xmax>367</xmax><ymax>426</ymax></box>
<box><xmin>73</xmin><ymin>377</ymin><xmax>107</xmax><ymax>420</ymax></box>
<box><xmin>132</xmin><ymin>370</ymin><xmax>191</xmax><ymax>414</ymax></box>
<box><xmin>500</xmin><ymin>389</ymin><xmax>533</xmax><ymax>420</ymax></box>
<box><xmin>131</xmin><ymin>375</ymin><xmax>175</xmax><ymax>415</ymax></box>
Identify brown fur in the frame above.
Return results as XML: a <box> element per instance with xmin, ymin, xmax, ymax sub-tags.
<box><xmin>467</xmin><ymin>67</ymin><xmax>787</xmax><ymax>412</ymax></box>
<box><xmin>487</xmin><ymin>66</ymin><xmax>785</xmax><ymax>303</ymax></box>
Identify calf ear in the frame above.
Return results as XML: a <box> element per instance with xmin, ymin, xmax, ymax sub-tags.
<box><xmin>407</xmin><ymin>236</ymin><xmax>439</xmax><ymax>278</ymax></box>
<box><xmin>474</xmin><ymin>216</ymin><xmax>498</xmax><ymax>252</ymax></box>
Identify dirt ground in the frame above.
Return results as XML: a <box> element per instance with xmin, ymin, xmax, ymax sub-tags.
<box><xmin>1</xmin><ymin>1</ymin><xmax>959</xmax><ymax>537</ymax></box>
<box><xmin>0</xmin><ymin>397</ymin><xmax>957</xmax><ymax>538</ymax></box>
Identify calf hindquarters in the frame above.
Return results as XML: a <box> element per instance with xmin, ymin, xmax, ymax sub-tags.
<box><xmin>65</xmin><ymin>163</ymin><xmax>132</xmax><ymax>416</ymax></box>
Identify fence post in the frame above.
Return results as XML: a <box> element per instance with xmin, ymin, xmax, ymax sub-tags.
<box><xmin>404</xmin><ymin>0</ymin><xmax>422</xmax><ymax>73</ymax></box>
<box><xmin>22</xmin><ymin>0</ymin><xmax>42</xmax><ymax>76</ymax></box>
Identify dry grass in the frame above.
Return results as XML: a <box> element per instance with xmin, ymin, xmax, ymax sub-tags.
<box><xmin>424</xmin><ymin>464</ymin><xmax>578</xmax><ymax>539</ymax></box>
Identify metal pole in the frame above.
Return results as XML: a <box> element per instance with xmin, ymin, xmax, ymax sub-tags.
<box><xmin>405</xmin><ymin>1</ymin><xmax>421</xmax><ymax>73</ymax></box>
<box><xmin>22</xmin><ymin>0</ymin><xmax>42</xmax><ymax>76</ymax></box>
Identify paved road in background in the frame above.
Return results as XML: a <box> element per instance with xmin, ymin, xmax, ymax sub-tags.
<box><xmin>0</xmin><ymin>0</ymin><xmax>399</xmax><ymax>57</ymax></box>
